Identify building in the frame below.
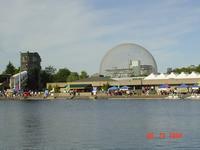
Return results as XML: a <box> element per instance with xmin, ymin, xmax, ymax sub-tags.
<box><xmin>105</xmin><ymin>68</ymin><xmax>134</xmax><ymax>78</ymax></box>
<box><xmin>9</xmin><ymin>71</ymin><xmax>28</xmax><ymax>90</ymax></box>
<box><xmin>100</xmin><ymin>43</ymin><xmax>157</xmax><ymax>77</ymax></box>
<box><xmin>130</xmin><ymin>60</ymin><xmax>141</xmax><ymax>76</ymax></box>
<box><xmin>46</xmin><ymin>72</ymin><xmax>200</xmax><ymax>94</ymax></box>
<box><xmin>140</xmin><ymin>65</ymin><xmax>154</xmax><ymax>76</ymax></box>
<box><xmin>21</xmin><ymin>51</ymin><xmax>41</xmax><ymax>90</ymax></box>
<box><xmin>21</xmin><ymin>52</ymin><xmax>41</xmax><ymax>71</ymax></box>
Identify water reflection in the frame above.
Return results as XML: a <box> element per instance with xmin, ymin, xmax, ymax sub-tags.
<box><xmin>0</xmin><ymin>100</ymin><xmax>200</xmax><ymax>149</ymax></box>
<box><xmin>19</xmin><ymin>101</ymin><xmax>45</xmax><ymax>150</ymax></box>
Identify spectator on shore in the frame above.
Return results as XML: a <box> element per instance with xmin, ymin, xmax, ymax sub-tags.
<box><xmin>44</xmin><ymin>89</ymin><xmax>49</xmax><ymax>98</ymax></box>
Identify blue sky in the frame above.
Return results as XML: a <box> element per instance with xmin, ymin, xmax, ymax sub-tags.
<box><xmin>0</xmin><ymin>0</ymin><xmax>200</xmax><ymax>74</ymax></box>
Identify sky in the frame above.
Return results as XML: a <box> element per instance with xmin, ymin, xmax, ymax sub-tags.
<box><xmin>0</xmin><ymin>0</ymin><xmax>200</xmax><ymax>75</ymax></box>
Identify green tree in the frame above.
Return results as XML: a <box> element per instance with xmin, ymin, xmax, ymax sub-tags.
<box><xmin>48</xmin><ymin>84</ymin><xmax>52</xmax><ymax>91</ymax></box>
<box><xmin>67</xmin><ymin>72</ymin><xmax>79</xmax><ymax>82</ymax></box>
<box><xmin>101</xmin><ymin>83</ymin><xmax>110</xmax><ymax>91</ymax></box>
<box><xmin>3</xmin><ymin>61</ymin><xmax>17</xmax><ymax>75</ymax></box>
<box><xmin>54</xmin><ymin>85</ymin><xmax>60</xmax><ymax>93</ymax></box>
<box><xmin>45</xmin><ymin>66</ymin><xmax>56</xmax><ymax>75</ymax></box>
<box><xmin>27</xmin><ymin>67</ymin><xmax>41</xmax><ymax>90</ymax></box>
<box><xmin>40</xmin><ymin>66</ymin><xmax>57</xmax><ymax>88</ymax></box>
<box><xmin>54</xmin><ymin>68</ymin><xmax>71</xmax><ymax>82</ymax></box>
<box><xmin>14</xmin><ymin>67</ymin><xmax>20</xmax><ymax>74</ymax></box>
<box><xmin>173</xmin><ymin>65</ymin><xmax>200</xmax><ymax>74</ymax></box>
<box><xmin>79</xmin><ymin>70</ymin><xmax>89</xmax><ymax>79</ymax></box>
<box><xmin>40</xmin><ymin>70</ymin><xmax>53</xmax><ymax>89</ymax></box>
<box><xmin>196</xmin><ymin>65</ymin><xmax>200</xmax><ymax>72</ymax></box>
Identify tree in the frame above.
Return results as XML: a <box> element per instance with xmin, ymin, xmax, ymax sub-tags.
<box><xmin>101</xmin><ymin>83</ymin><xmax>110</xmax><ymax>91</ymax></box>
<box><xmin>48</xmin><ymin>84</ymin><xmax>52</xmax><ymax>91</ymax></box>
<box><xmin>40</xmin><ymin>70</ymin><xmax>52</xmax><ymax>89</ymax></box>
<box><xmin>27</xmin><ymin>67</ymin><xmax>41</xmax><ymax>90</ymax></box>
<box><xmin>79</xmin><ymin>70</ymin><xmax>89</xmax><ymax>79</ymax></box>
<box><xmin>40</xmin><ymin>66</ymin><xmax>57</xmax><ymax>89</ymax></box>
<box><xmin>45</xmin><ymin>66</ymin><xmax>56</xmax><ymax>75</ymax></box>
<box><xmin>173</xmin><ymin>64</ymin><xmax>200</xmax><ymax>74</ymax></box>
<box><xmin>54</xmin><ymin>68</ymin><xmax>71</xmax><ymax>82</ymax></box>
<box><xmin>54</xmin><ymin>85</ymin><xmax>60</xmax><ymax>93</ymax></box>
<box><xmin>3</xmin><ymin>61</ymin><xmax>17</xmax><ymax>75</ymax></box>
<box><xmin>67</xmin><ymin>72</ymin><xmax>79</xmax><ymax>82</ymax></box>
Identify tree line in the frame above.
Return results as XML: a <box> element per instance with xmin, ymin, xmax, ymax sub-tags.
<box><xmin>1</xmin><ymin>61</ymin><xmax>89</xmax><ymax>89</ymax></box>
<box><xmin>40</xmin><ymin>66</ymin><xmax>89</xmax><ymax>88</ymax></box>
<box><xmin>173</xmin><ymin>65</ymin><xmax>200</xmax><ymax>74</ymax></box>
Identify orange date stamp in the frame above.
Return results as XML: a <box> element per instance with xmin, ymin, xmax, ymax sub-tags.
<box><xmin>146</xmin><ymin>132</ymin><xmax>183</xmax><ymax>140</ymax></box>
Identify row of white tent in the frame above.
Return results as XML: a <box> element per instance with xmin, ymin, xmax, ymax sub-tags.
<box><xmin>144</xmin><ymin>72</ymin><xmax>200</xmax><ymax>80</ymax></box>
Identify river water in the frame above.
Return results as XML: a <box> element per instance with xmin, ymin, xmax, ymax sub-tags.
<box><xmin>0</xmin><ymin>99</ymin><xmax>200</xmax><ymax>150</ymax></box>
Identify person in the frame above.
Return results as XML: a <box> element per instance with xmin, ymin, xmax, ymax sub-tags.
<box><xmin>44</xmin><ymin>89</ymin><xmax>49</xmax><ymax>98</ymax></box>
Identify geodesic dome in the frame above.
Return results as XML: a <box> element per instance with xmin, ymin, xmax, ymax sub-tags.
<box><xmin>100</xmin><ymin>43</ymin><xmax>157</xmax><ymax>76</ymax></box>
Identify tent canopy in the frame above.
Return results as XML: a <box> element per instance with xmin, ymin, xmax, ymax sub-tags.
<box><xmin>191</xmin><ymin>85</ymin><xmax>199</xmax><ymax>90</ymax></box>
<box><xmin>178</xmin><ymin>84</ymin><xmax>188</xmax><ymax>88</ymax></box>
<box><xmin>159</xmin><ymin>84</ymin><xmax>170</xmax><ymax>88</ymax></box>
<box><xmin>144</xmin><ymin>73</ymin><xmax>157</xmax><ymax>80</ymax></box>
<box><xmin>176</xmin><ymin>72</ymin><xmax>188</xmax><ymax>79</ymax></box>
<box><xmin>120</xmin><ymin>86</ymin><xmax>130</xmax><ymax>90</ymax></box>
<box><xmin>108</xmin><ymin>86</ymin><xmax>119</xmax><ymax>91</ymax></box>
<box><xmin>156</xmin><ymin>73</ymin><xmax>167</xmax><ymax>79</ymax></box>
<box><xmin>167</xmin><ymin>72</ymin><xmax>177</xmax><ymax>79</ymax></box>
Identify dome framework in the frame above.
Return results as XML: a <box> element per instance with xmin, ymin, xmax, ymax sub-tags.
<box><xmin>100</xmin><ymin>43</ymin><xmax>157</xmax><ymax>77</ymax></box>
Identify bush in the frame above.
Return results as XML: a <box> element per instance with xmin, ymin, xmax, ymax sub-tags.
<box><xmin>54</xmin><ymin>85</ymin><xmax>60</xmax><ymax>93</ymax></box>
<box><xmin>48</xmin><ymin>85</ymin><xmax>52</xmax><ymax>91</ymax></box>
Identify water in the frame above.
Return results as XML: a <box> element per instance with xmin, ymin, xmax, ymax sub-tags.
<box><xmin>0</xmin><ymin>99</ymin><xmax>200</xmax><ymax>150</ymax></box>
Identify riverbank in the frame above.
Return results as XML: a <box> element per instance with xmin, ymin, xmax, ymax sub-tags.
<box><xmin>0</xmin><ymin>94</ymin><xmax>172</xmax><ymax>100</ymax></box>
<box><xmin>1</xmin><ymin>92</ymin><xmax>199</xmax><ymax>100</ymax></box>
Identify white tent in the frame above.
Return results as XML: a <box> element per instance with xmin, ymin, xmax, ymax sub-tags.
<box><xmin>156</xmin><ymin>73</ymin><xmax>167</xmax><ymax>79</ymax></box>
<box><xmin>186</xmin><ymin>72</ymin><xmax>200</xmax><ymax>79</ymax></box>
<box><xmin>144</xmin><ymin>73</ymin><xmax>157</xmax><ymax>80</ymax></box>
<box><xmin>176</xmin><ymin>72</ymin><xmax>188</xmax><ymax>79</ymax></box>
<box><xmin>144</xmin><ymin>72</ymin><xmax>200</xmax><ymax>80</ymax></box>
<box><xmin>166</xmin><ymin>72</ymin><xmax>177</xmax><ymax>79</ymax></box>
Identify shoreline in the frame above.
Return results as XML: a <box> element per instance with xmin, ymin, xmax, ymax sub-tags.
<box><xmin>1</xmin><ymin>93</ymin><xmax>200</xmax><ymax>100</ymax></box>
<box><xmin>0</xmin><ymin>95</ymin><xmax>186</xmax><ymax>100</ymax></box>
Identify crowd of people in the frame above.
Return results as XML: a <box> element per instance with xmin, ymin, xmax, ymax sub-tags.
<box><xmin>0</xmin><ymin>89</ymin><xmax>43</xmax><ymax>98</ymax></box>
<box><xmin>107</xmin><ymin>89</ymin><xmax>134</xmax><ymax>96</ymax></box>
